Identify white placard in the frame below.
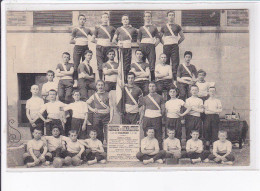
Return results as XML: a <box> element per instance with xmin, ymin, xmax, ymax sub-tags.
<box><xmin>107</xmin><ymin>124</ymin><xmax>140</xmax><ymax>161</ymax></box>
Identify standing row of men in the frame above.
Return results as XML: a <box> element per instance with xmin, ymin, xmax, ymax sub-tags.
<box><xmin>70</xmin><ymin>11</ymin><xmax>184</xmax><ymax>88</ymax></box>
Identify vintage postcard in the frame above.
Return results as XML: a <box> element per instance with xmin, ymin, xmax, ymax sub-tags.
<box><xmin>3</xmin><ymin>2</ymin><xmax>252</xmax><ymax>171</ymax></box>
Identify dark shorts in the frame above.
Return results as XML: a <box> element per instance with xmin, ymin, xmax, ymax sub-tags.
<box><xmin>96</xmin><ymin>45</ymin><xmax>112</xmax><ymax>71</ymax></box>
<box><xmin>156</xmin><ymin>79</ymin><xmax>174</xmax><ymax>95</ymax></box>
<box><xmin>71</xmin><ymin>118</ymin><xmax>88</xmax><ymax>139</ymax></box>
<box><xmin>58</xmin><ymin>79</ymin><xmax>73</xmax><ymax>104</ymax></box>
<box><xmin>123</xmin><ymin>112</ymin><xmax>140</xmax><ymax>124</ymax></box>
<box><xmin>45</xmin><ymin>119</ymin><xmax>63</xmax><ymax>136</ymax></box>
<box><xmin>78</xmin><ymin>78</ymin><xmax>96</xmax><ymax>101</ymax></box>
<box><xmin>85</xmin><ymin>149</ymin><xmax>107</xmax><ymax>162</ymax></box>
<box><xmin>105</xmin><ymin>81</ymin><xmax>117</xmax><ymax>92</ymax></box>
<box><xmin>140</xmin><ymin>43</ymin><xmax>156</xmax><ymax>71</ymax></box>
<box><xmin>203</xmin><ymin>114</ymin><xmax>220</xmax><ymax>142</ymax></box>
<box><xmin>143</xmin><ymin>116</ymin><xmax>163</xmax><ymax>145</ymax></box>
<box><xmin>185</xmin><ymin>115</ymin><xmax>203</xmax><ymax>139</ymax></box>
<box><xmin>165</xmin><ymin>117</ymin><xmax>182</xmax><ymax>140</ymax></box>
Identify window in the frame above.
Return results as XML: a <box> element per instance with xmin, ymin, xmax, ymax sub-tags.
<box><xmin>109</xmin><ymin>10</ymin><xmax>144</xmax><ymax>41</ymax></box>
<box><xmin>33</xmin><ymin>11</ymin><xmax>72</xmax><ymax>26</ymax></box>
<box><xmin>182</xmin><ymin>10</ymin><xmax>220</xmax><ymax>26</ymax></box>
<box><xmin>18</xmin><ymin>73</ymin><xmax>46</xmax><ymax>126</ymax></box>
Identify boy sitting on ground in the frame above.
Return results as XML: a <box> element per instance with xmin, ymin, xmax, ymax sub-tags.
<box><xmin>207</xmin><ymin>130</ymin><xmax>235</xmax><ymax>165</ymax></box>
<box><xmin>61</xmin><ymin>130</ymin><xmax>85</xmax><ymax>166</ymax></box>
<box><xmin>163</xmin><ymin>129</ymin><xmax>182</xmax><ymax>160</ymax></box>
<box><xmin>23</xmin><ymin>128</ymin><xmax>49</xmax><ymax>168</ymax></box>
<box><xmin>136</xmin><ymin>128</ymin><xmax>166</xmax><ymax>165</ymax></box>
<box><xmin>80</xmin><ymin>130</ymin><xmax>107</xmax><ymax>165</ymax></box>
<box><xmin>42</xmin><ymin>125</ymin><xmax>65</xmax><ymax>163</ymax></box>
<box><xmin>183</xmin><ymin>130</ymin><xmax>210</xmax><ymax>164</ymax></box>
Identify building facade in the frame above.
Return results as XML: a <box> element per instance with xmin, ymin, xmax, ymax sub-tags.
<box><xmin>6</xmin><ymin>10</ymin><xmax>249</xmax><ymax>140</ymax></box>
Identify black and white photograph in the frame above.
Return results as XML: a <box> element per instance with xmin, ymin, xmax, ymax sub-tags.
<box><xmin>4</xmin><ymin>3</ymin><xmax>251</xmax><ymax>170</ymax></box>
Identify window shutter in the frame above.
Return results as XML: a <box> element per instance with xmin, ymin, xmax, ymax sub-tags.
<box><xmin>182</xmin><ymin>10</ymin><xmax>220</xmax><ymax>26</ymax></box>
<box><xmin>33</xmin><ymin>11</ymin><xmax>72</xmax><ymax>26</ymax></box>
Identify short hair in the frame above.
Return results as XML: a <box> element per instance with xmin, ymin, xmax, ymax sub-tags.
<box><xmin>48</xmin><ymin>89</ymin><xmax>57</xmax><ymax>95</ymax></box>
<box><xmin>197</xmin><ymin>69</ymin><xmax>207</xmax><ymax>76</ymax></box>
<box><xmin>127</xmin><ymin>71</ymin><xmax>136</xmax><ymax>78</ymax></box>
<box><xmin>218</xmin><ymin>130</ymin><xmax>227</xmax><ymax>136</ymax></box>
<box><xmin>167</xmin><ymin>11</ymin><xmax>175</xmax><ymax>16</ymax></box>
<box><xmin>190</xmin><ymin>85</ymin><xmax>199</xmax><ymax>90</ymax></box>
<box><xmin>84</xmin><ymin>50</ymin><xmax>93</xmax><ymax>56</ymax></box>
<box><xmin>135</xmin><ymin>49</ymin><xmax>143</xmax><ymax>54</ymax></box>
<box><xmin>78</xmin><ymin>14</ymin><xmax>86</xmax><ymax>20</ymax></box>
<box><xmin>159</xmin><ymin>53</ymin><xmax>167</xmax><ymax>57</ymax></box>
<box><xmin>107</xmin><ymin>49</ymin><xmax>115</xmax><ymax>55</ymax></box>
<box><xmin>62</xmin><ymin>52</ymin><xmax>70</xmax><ymax>58</ymax></box>
<box><xmin>68</xmin><ymin>130</ymin><xmax>77</xmax><ymax>136</ymax></box>
<box><xmin>96</xmin><ymin>79</ymin><xmax>105</xmax><ymax>86</ymax></box>
<box><xmin>191</xmin><ymin>129</ymin><xmax>199</xmax><ymax>134</ymax></box>
<box><xmin>167</xmin><ymin>128</ymin><xmax>176</xmax><ymax>133</ymax></box>
<box><xmin>89</xmin><ymin>129</ymin><xmax>97</xmax><ymax>135</ymax></box>
<box><xmin>101</xmin><ymin>12</ymin><xmax>109</xmax><ymax>18</ymax></box>
<box><xmin>144</xmin><ymin>11</ymin><xmax>152</xmax><ymax>17</ymax></box>
<box><xmin>72</xmin><ymin>89</ymin><xmax>81</xmax><ymax>96</ymax></box>
<box><xmin>184</xmin><ymin>51</ymin><xmax>192</xmax><ymax>58</ymax></box>
<box><xmin>168</xmin><ymin>86</ymin><xmax>180</xmax><ymax>97</ymax></box>
<box><xmin>52</xmin><ymin>125</ymin><xmax>61</xmax><ymax>132</ymax></box>
<box><xmin>46</xmin><ymin>70</ymin><xmax>55</xmax><ymax>76</ymax></box>
<box><xmin>31</xmin><ymin>84</ymin><xmax>39</xmax><ymax>89</ymax></box>
<box><xmin>33</xmin><ymin>127</ymin><xmax>43</xmax><ymax>133</ymax></box>
<box><xmin>146</xmin><ymin>127</ymin><xmax>155</xmax><ymax>133</ymax></box>
<box><xmin>122</xmin><ymin>14</ymin><xmax>129</xmax><ymax>19</ymax></box>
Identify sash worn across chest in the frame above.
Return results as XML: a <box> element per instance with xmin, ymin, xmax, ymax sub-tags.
<box><xmin>141</xmin><ymin>26</ymin><xmax>156</xmax><ymax>44</ymax></box>
<box><xmin>118</xmin><ymin>26</ymin><xmax>132</xmax><ymax>48</ymax></box>
<box><xmin>145</xmin><ymin>94</ymin><xmax>162</xmax><ymax>118</ymax></box>
<box><xmin>125</xmin><ymin>87</ymin><xmax>139</xmax><ymax>113</ymax></box>
<box><xmin>94</xmin><ymin>93</ymin><xmax>109</xmax><ymax>113</ymax></box>
<box><xmin>75</xmin><ymin>27</ymin><xmax>89</xmax><ymax>45</ymax></box>
<box><xmin>163</xmin><ymin>24</ymin><xmax>179</xmax><ymax>45</ymax></box>
<box><xmin>97</xmin><ymin>25</ymin><xmax>112</xmax><ymax>46</ymax></box>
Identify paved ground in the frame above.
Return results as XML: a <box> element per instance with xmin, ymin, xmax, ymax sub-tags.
<box><xmin>14</xmin><ymin>143</ymin><xmax>250</xmax><ymax>170</ymax></box>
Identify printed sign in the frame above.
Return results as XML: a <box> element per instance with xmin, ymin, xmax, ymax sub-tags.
<box><xmin>107</xmin><ymin>124</ymin><xmax>140</xmax><ymax>161</ymax></box>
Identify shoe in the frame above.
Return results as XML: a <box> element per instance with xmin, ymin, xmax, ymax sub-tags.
<box><xmin>87</xmin><ymin>159</ymin><xmax>97</xmax><ymax>165</ymax></box>
<box><xmin>203</xmin><ymin>158</ymin><xmax>210</xmax><ymax>163</ymax></box>
<box><xmin>222</xmin><ymin>161</ymin><xmax>233</xmax><ymax>165</ymax></box>
<box><xmin>143</xmin><ymin>159</ymin><xmax>153</xmax><ymax>165</ymax></box>
<box><xmin>43</xmin><ymin>161</ymin><xmax>51</xmax><ymax>166</ymax></box>
<box><xmin>26</xmin><ymin>162</ymin><xmax>36</xmax><ymax>168</ymax></box>
<box><xmin>155</xmin><ymin>159</ymin><xmax>163</xmax><ymax>164</ymax></box>
<box><xmin>100</xmin><ymin>159</ymin><xmax>106</xmax><ymax>164</ymax></box>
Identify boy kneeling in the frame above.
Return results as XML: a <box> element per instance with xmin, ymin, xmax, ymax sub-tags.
<box><xmin>207</xmin><ymin>130</ymin><xmax>235</xmax><ymax>165</ymax></box>
<box><xmin>136</xmin><ymin>128</ymin><xmax>166</xmax><ymax>164</ymax></box>
<box><xmin>183</xmin><ymin>130</ymin><xmax>210</xmax><ymax>164</ymax></box>
<box><xmin>80</xmin><ymin>130</ymin><xmax>107</xmax><ymax>165</ymax></box>
<box><xmin>23</xmin><ymin>128</ymin><xmax>49</xmax><ymax>168</ymax></box>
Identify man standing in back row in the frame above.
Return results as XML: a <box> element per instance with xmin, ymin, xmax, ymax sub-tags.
<box><xmin>160</xmin><ymin>11</ymin><xmax>185</xmax><ymax>82</ymax></box>
<box><xmin>91</xmin><ymin>12</ymin><xmax>116</xmax><ymax>80</ymax></box>
<box><xmin>137</xmin><ymin>11</ymin><xmax>160</xmax><ymax>81</ymax></box>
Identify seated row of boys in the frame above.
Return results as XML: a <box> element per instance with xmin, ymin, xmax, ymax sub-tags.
<box><xmin>24</xmin><ymin>124</ymin><xmax>235</xmax><ymax>168</ymax></box>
